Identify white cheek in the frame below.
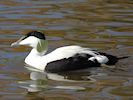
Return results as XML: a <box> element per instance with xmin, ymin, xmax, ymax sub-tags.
<box><xmin>19</xmin><ymin>36</ymin><xmax>38</xmax><ymax>47</ymax></box>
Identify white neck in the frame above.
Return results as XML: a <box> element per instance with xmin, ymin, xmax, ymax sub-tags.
<box><xmin>27</xmin><ymin>39</ymin><xmax>48</xmax><ymax>57</ymax></box>
<box><xmin>29</xmin><ymin>48</ymin><xmax>46</xmax><ymax>56</ymax></box>
<box><xmin>25</xmin><ymin>40</ymin><xmax>48</xmax><ymax>70</ymax></box>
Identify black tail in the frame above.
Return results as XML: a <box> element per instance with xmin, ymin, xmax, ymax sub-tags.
<box><xmin>117</xmin><ymin>56</ymin><xmax>129</xmax><ymax>60</ymax></box>
<box><xmin>99</xmin><ymin>52</ymin><xmax>129</xmax><ymax>65</ymax></box>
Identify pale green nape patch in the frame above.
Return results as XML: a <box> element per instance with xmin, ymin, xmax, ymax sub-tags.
<box><xmin>37</xmin><ymin>40</ymin><xmax>48</xmax><ymax>55</ymax></box>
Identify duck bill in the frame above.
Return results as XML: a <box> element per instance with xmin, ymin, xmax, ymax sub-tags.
<box><xmin>11</xmin><ymin>36</ymin><xmax>26</xmax><ymax>47</ymax></box>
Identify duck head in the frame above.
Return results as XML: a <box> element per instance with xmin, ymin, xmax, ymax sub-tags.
<box><xmin>11</xmin><ymin>31</ymin><xmax>48</xmax><ymax>54</ymax></box>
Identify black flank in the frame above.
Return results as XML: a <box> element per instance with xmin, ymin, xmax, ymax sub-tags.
<box><xmin>45</xmin><ymin>53</ymin><xmax>101</xmax><ymax>73</ymax></box>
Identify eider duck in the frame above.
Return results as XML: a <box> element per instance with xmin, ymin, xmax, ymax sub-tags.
<box><xmin>11</xmin><ymin>31</ymin><xmax>128</xmax><ymax>73</ymax></box>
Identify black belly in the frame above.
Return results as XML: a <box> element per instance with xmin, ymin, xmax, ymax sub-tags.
<box><xmin>45</xmin><ymin>53</ymin><xmax>100</xmax><ymax>73</ymax></box>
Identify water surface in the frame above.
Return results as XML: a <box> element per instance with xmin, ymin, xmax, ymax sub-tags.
<box><xmin>0</xmin><ymin>0</ymin><xmax>133</xmax><ymax>100</ymax></box>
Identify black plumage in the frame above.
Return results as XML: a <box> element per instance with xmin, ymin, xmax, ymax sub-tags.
<box><xmin>45</xmin><ymin>53</ymin><xmax>100</xmax><ymax>73</ymax></box>
<box><xmin>24</xmin><ymin>31</ymin><xmax>46</xmax><ymax>40</ymax></box>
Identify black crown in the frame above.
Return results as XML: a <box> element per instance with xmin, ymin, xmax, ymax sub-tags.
<box><xmin>26</xmin><ymin>31</ymin><xmax>45</xmax><ymax>40</ymax></box>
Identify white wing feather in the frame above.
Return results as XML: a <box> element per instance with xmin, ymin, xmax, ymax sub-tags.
<box><xmin>44</xmin><ymin>45</ymin><xmax>100</xmax><ymax>63</ymax></box>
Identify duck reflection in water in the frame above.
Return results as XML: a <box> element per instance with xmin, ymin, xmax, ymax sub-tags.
<box><xmin>18</xmin><ymin>65</ymin><xmax>97</xmax><ymax>92</ymax></box>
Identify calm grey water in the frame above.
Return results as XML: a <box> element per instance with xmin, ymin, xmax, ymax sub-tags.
<box><xmin>0</xmin><ymin>0</ymin><xmax>133</xmax><ymax>100</ymax></box>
